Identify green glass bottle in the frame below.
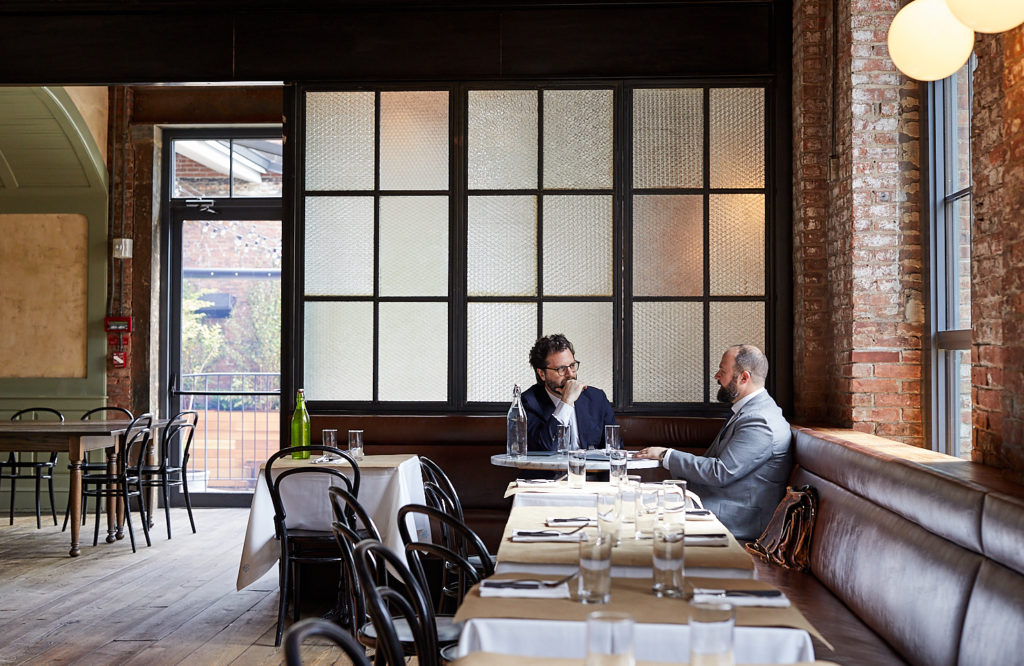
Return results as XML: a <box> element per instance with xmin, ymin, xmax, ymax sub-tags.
<box><xmin>290</xmin><ymin>388</ymin><xmax>311</xmax><ymax>459</ymax></box>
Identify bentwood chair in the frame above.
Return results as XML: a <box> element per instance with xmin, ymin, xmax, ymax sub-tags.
<box><xmin>79</xmin><ymin>413</ymin><xmax>154</xmax><ymax>552</ymax></box>
<box><xmin>283</xmin><ymin>617</ymin><xmax>371</xmax><ymax>666</ymax></box>
<box><xmin>328</xmin><ymin>486</ymin><xmax>382</xmax><ymax>655</ymax></box>
<box><xmin>266</xmin><ymin>445</ymin><xmax>356</xmax><ymax>647</ymax></box>
<box><xmin>138</xmin><ymin>410</ymin><xmax>198</xmax><ymax>539</ymax></box>
<box><xmin>1</xmin><ymin>407</ymin><xmax>64</xmax><ymax>528</ymax></box>
<box><xmin>61</xmin><ymin>406</ymin><xmax>134</xmax><ymax>532</ymax></box>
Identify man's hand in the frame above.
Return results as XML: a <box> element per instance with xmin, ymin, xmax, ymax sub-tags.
<box><xmin>636</xmin><ymin>446</ymin><xmax>668</xmax><ymax>461</ymax></box>
<box><xmin>560</xmin><ymin>379</ymin><xmax>586</xmax><ymax>405</ymax></box>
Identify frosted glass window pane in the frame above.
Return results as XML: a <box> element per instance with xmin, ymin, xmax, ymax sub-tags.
<box><xmin>543</xmin><ymin>302</ymin><xmax>614</xmax><ymax>401</ymax></box>
<box><xmin>633</xmin><ymin>89</ymin><xmax>703</xmax><ymax>189</ymax></box>
<box><xmin>379</xmin><ymin>302</ymin><xmax>448</xmax><ymax>401</ymax></box>
<box><xmin>305</xmin><ymin>92</ymin><xmax>375</xmax><ymax>191</ymax></box>
<box><xmin>467</xmin><ymin>303</ymin><xmax>537</xmax><ymax>402</ymax></box>
<box><xmin>467</xmin><ymin>196</ymin><xmax>537</xmax><ymax>296</ymax></box>
<box><xmin>543</xmin><ymin>90</ymin><xmax>613</xmax><ymax>189</ymax></box>
<box><xmin>304</xmin><ymin>302</ymin><xmax>373</xmax><ymax>401</ymax></box>
<box><xmin>710</xmin><ymin>88</ymin><xmax>765</xmax><ymax>188</ymax></box>
<box><xmin>380</xmin><ymin>196</ymin><xmax>448</xmax><ymax>297</ymax></box>
<box><xmin>543</xmin><ymin>195</ymin><xmax>612</xmax><ymax>296</ymax></box>
<box><xmin>633</xmin><ymin>302</ymin><xmax>703</xmax><ymax>402</ymax></box>
<box><xmin>709</xmin><ymin>302</ymin><xmax>765</xmax><ymax>402</ymax></box>
<box><xmin>468</xmin><ymin>90</ymin><xmax>538</xmax><ymax>189</ymax></box>
<box><xmin>710</xmin><ymin>194</ymin><xmax>764</xmax><ymax>296</ymax></box>
<box><xmin>381</xmin><ymin>91</ymin><xmax>449</xmax><ymax>191</ymax></box>
<box><xmin>633</xmin><ymin>195</ymin><xmax>703</xmax><ymax>297</ymax></box>
<box><xmin>305</xmin><ymin>197</ymin><xmax>374</xmax><ymax>296</ymax></box>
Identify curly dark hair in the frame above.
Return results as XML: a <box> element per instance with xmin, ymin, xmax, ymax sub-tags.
<box><xmin>529</xmin><ymin>334</ymin><xmax>575</xmax><ymax>371</ymax></box>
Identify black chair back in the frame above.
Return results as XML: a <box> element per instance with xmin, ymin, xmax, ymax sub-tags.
<box><xmin>283</xmin><ymin>617</ymin><xmax>371</xmax><ymax>666</ymax></box>
<box><xmin>121</xmin><ymin>413</ymin><xmax>155</xmax><ymax>475</ymax></box>
<box><xmin>81</xmin><ymin>406</ymin><xmax>133</xmax><ymax>421</ymax></box>
<box><xmin>9</xmin><ymin>407</ymin><xmax>65</xmax><ymax>463</ymax></box>
<box><xmin>328</xmin><ymin>484</ymin><xmax>381</xmax><ymax>541</ymax></box>
<box><xmin>419</xmin><ymin>457</ymin><xmax>463</xmax><ymax>521</ymax></box>
<box><xmin>159</xmin><ymin>411</ymin><xmax>198</xmax><ymax>470</ymax></box>
<box><xmin>353</xmin><ymin>539</ymin><xmax>440</xmax><ymax>666</ymax></box>
<box><xmin>264</xmin><ymin>447</ymin><xmax>355</xmax><ymax>539</ymax></box>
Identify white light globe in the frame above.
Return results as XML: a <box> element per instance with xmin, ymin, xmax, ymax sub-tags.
<box><xmin>888</xmin><ymin>0</ymin><xmax>975</xmax><ymax>81</ymax></box>
<box><xmin>946</xmin><ymin>0</ymin><xmax>1024</xmax><ymax>34</ymax></box>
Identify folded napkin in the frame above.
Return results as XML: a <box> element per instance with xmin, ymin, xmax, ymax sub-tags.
<box><xmin>510</xmin><ymin>529</ymin><xmax>585</xmax><ymax>543</ymax></box>
<box><xmin>685</xmin><ymin>533</ymin><xmax>729</xmax><ymax>547</ymax></box>
<box><xmin>546</xmin><ymin>517</ymin><xmax>597</xmax><ymax>527</ymax></box>
<box><xmin>691</xmin><ymin>588</ymin><xmax>791</xmax><ymax>607</ymax></box>
<box><xmin>312</xmin><ymin>456</ymin><xmax>344</xmax><ymax>464</ymax></box>
<box><xmin>515</xmin><ymin>479</ymin><xmax>558</xmax><ymax>487</ymax></box>
<box><xmin>479</xmin><ymin>580</ymin><xmax>571</xmax><ymax>599</ymax></box>
<box><xmin>685</xmin><ymin>509</ymin><xmax>715</xmax><ymax>522</ymax></box>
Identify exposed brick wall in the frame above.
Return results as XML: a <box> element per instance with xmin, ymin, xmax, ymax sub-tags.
<box><xmin>972</xmin><ymin>26</ymin><xmax>1024</xmax><ymax>482</ymax></box>
<box><xmin>106</xmin><ymin>86</ymin><xmax>133</xmax><ymax>413</ymax></box>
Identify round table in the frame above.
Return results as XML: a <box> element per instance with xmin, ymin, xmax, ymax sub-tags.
<box><xmin>489</xmin><ymin>452</ymin><xmax>659</xmax><ymax>471</ymax></box>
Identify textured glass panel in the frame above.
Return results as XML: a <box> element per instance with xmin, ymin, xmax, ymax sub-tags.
<box><xmin>633</xmin><ymin>195</ymin><xmax>703</xmax><ymax>297</ymax></box>
<box><xmin>710</xmin><ymin>194</ymin><xmax>764</xmax><ymax>296</ymax></box>
<box><xmin>380</xmin><ymin>91</ymin><xmax>449</xmax><ymax>191</ymax></box>
<box><xmin>632</xmin><ymin>89</ymin><xmax>702</xmax><ymax>189</ymax></box>
<box><xmin>543</xmin><ymin>195</ymin><xmax>612</xmax><ymax>296</ymax></box>
<box><xmin>467</xmin><ymin>303</ymin><xmax>537</xmax><ymax>402</ymax></box>
<box><xmin>468</xmin><ymin>90</ymin><xmax>538</xmax><ymax>189</ymax></box>
<box><xmin>304</xmin><ymin>302</ymin><xmax>373</xmax><ymax>401</ymax></box>
<box><xmin>633</xmin><ymin>302</ymin><xmax>703</xmax><ymax>402</ymax></box>
<box><xmin>467</xmin><ymin>195</ymin><xmax>537</xmax><ymax>296</ymax></box>
<box><xmin>305</xmin><ymin>197</ymin><xmax>374</xmax><ymax>296</ymax></box>
<box><xmin>305</xmin><ymin>92</ymin><xmax>375</xmax><ymax>191</ymax></box>
<box><xmin>543</xmin><ymin>89</ymin><xmax>613</xmax><ymax>189</ymax></box>
<box><xmin>709</xmin><ymin>301</ymin><xmax>764</xmax><ymax>363</ymax></box>
<box><xmin>380</xmin><ymin>196</ymin><xmax>448</xmax><ymax>297</ymax></box>
<box><xmin>543</xmin><ymin>302</ymin><xmax>614</xmax><ymax>401</ymax></box>
<box><xmin>710</xmin><ymin>88</ymin><xmax>765</xmax><ymax>188</ymax></box>
<box><xmin>379</xmin><ymin>302</ymin><xmax>448</xmax><ymax>401</ymax></box>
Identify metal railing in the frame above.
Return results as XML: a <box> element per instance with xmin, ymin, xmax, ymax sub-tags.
<box><xmin>176</xmin><ymin>372</ymin><xmax>280</xmax><ymax>492</ymax></box>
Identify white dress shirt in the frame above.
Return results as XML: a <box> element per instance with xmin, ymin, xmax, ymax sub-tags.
<box><xmin>545</xmin><ymin>387</ymin><xmax>580</xmax><ymax>448</ymax></box>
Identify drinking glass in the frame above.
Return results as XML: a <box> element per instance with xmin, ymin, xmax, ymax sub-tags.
<box><xmin>690</xmin><ymin>602</ymin><xmax>736</xmax><ymax>666</ymax></box>
<box><xmin>585</xmin><ymin>611</ymin><xmax>635</xmax><ymax>666</ymax></box>
<box><xmin>596</xmin><ymin>488</ymin><xmax>622</xmax><ymax>545</ymax></box>
<box><xmin>321</xmin><ymin>428</ymin><xmax>338</xmax><ymax>451</ymax></box>
<box><xmin>609</xmin><ymin>449</ymin><xmax>628</xmax><ymax>486</ymax></box>
<box><xmin>347</xmin><ymin>429</ymin><xmax>364</xmax><ymax>461</ymax></box>
<box><xmin>620</xmin><ymin>478</ymin><xmax>641</xmax><ymax>524</ymax></box>
<box><xmin>634</xmin><ymin>483</ymin><xmax>663</xmax><ymax>539</ymax></box>
<box><xmin>555</xmin><ymin>423</ymin><xmax>569</xmax><ymax>453</ymax></box>
<box><xmin>568</xmin><ymin>449</ymin><xmax>587</xmax><ymax>489</ymax></box>
<box><xmin>652</xmin><ymin>524</ymin><xmax>685</xmax><ymax>597</ymax></box>
<box><xmin>578</xmin><ymin>533</ymin><xmax>613</xmax><ymax>604</ymax></box>
<box><xmin>604</xmin><ymin>424</ymin><xmax>621</xmax><ymax>452</ymax></box>
<box><xmin>662</xmin><ymin>480</ymin><xmax>686</xmax><ymax>526</ymax></box>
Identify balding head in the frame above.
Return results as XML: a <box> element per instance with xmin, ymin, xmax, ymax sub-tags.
<box><xmin>727</xmin><ymin>344</ymin><xmax>769</xmax><ymax>387</ymax></box>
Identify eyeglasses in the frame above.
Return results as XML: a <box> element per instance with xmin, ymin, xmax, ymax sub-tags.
<box><xmin>544</xmin><ymin>361</ymin><xmax>581</xmax><ymax>375</ymax></box>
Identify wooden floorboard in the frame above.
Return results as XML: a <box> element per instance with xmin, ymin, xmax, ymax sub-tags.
<box><xmin>0</xmin><ymin>509</ymin><xmax>360</xmax><ymax>665</ymax></box>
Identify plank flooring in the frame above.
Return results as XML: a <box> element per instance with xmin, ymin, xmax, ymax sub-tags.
<box><xmin>0</xmin><ymin>508</ymin><xmax>361</xmax><ymax>665</ymax></box>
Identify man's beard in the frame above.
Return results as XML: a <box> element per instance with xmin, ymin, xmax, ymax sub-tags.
<box><xmin>716</xmin><ymin>375</ymin><xmax>739</xmax><ymax>403</ymax></box>
<box><xmin>545</xmin><ymin>376</ymin><xmax>567</xmax><ymax>396</ymax></box>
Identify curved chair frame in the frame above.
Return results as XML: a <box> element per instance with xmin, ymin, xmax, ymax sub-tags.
<box><xmin>139</xmin><ymin>410</ymin><xmax>198</xmax><ymax>539</ymax></box>
<box><xmin>283</xmin><ymin>617</ymin><xmax>371</xmax><ymax>666</ymax></box>
<box><xmin>3</xmin><ymin>407</ymin><xmax>64</xmax><ymax>528</ymax></box>
<box><xmin>62</xmin><ymin>406</ymin><xmax>134</xmax><ymax>532</ymax></box>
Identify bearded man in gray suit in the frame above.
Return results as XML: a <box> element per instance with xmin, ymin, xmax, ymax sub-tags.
<box><xmin>637</xmin><ymin>344</ymin><xmax>793</xmax><ymax>541</ymax></box>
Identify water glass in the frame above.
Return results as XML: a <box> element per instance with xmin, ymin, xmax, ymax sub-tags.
<box><xmin>585</xmin><ymin>611</ymin><xmax>635</xmax><ymax>666</ymax></box>
<box><xmin>620</xmin><ymin>478</ymin><xmax>640</xmax><ymax>524</ymax></box>
<box><xmin>347</xmin><ymin>429</ymin><xmax>364</xmax><ymax>461</ymax></box>
<box><xmin>596</xmin><ymin>488</ymin><xmax>622</xmax><ymax>545</ymax></box>
<box><xmin>322</xmin><ymin>428</ymin><xmax>338</xmax><ymax>450</ymax></box>
<box><xmin>609</xmin><ymin>449</ymin><xmax>628</xmax><ymax>486</ymax></box>
<box><xmin>555</xmin><ymin>423</ymin><xmax>569</xmax><ymax>453</ymax></box>
<box><xmin>662</xmin><ymin>480</ymin><xmax>686</xmax><ymax>526</ymax></box>
<box><xmin>690</xmin><ymin>602</ymin><xmax>736</xmax><ymax>666</ymax></box>
<box><xmin>578</xmin><ymin>533</ymin><xmax>613</xmax><ymax>604</ymax></box>
<box><xmin>652</xmin><ymin>524</ymin><xmax>685</xmax><ymax>597</ymax></box>
<box><xmin>604</xmin><ymin>424</ymin><xmax>621</xmax><ymax>452</ymax></box>
<box><xmin>634</xmin><ymin>483</ymin><xmax>663</xmax><ymax>539</ymax></box>
<box><xmin>568</xmin><ymin>449</ymin><xmax>587</xmax><ymax>489</ymax></box>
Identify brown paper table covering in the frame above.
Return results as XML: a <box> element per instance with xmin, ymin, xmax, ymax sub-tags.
<box><xmin>451</xmin><ymin>655</ymin><xmax>839</xmax><ymax>666</ymax></box>
<box><xmin>455</xmin><ymin>575</ymin><xmax>827</xmax><ymax>646</ymax></box>
<box><xmin>496</xmin><ymin>505</ymin><xmax>754</xmax><ymax>573</ymax></box>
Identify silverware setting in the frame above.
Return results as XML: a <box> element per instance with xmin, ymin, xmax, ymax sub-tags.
<box><xmin>483</xmin><ymin>571</ymin><xmax>578</xmax><ymax>589</ymax></box>
<box><xmin>691</xmin><ymin>588</ymin><xmax>783</xmax><ymax>598</ymax></box>
<box><xmin>516</xmin><ymin>524</ymin><xmax>588</xmax><ymax>537</ymax></box>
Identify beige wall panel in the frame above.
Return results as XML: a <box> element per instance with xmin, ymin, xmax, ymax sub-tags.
<box><xmin>0</xmin><ymin>213</ymin><xmax>89</xmax><ymax>378</ymax></box>
<box><xmin>63</xmin><ymin>86</ymin><xmax>109</xmax><ymax>165</ymax></box>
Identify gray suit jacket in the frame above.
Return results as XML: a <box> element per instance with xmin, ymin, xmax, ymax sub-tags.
<box><xmin>665</xmin><ymin>390</ymin><xmax>793</xmax><ymax>540</ymax></box>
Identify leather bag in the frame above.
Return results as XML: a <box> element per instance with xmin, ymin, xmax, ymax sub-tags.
<box><xmin>745</xmin><ymin>484</ymin><xmax>818</xmax><ymax>572</ymax></box>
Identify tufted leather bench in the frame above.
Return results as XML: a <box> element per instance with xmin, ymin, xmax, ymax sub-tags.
<box><xmin>763</xmin><ymin>426</ymin><xmax>1024</xmax><ymax>666</ymax></box>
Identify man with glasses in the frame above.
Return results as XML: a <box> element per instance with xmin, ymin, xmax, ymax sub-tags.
<box><xmin>636</xmin><ymin>344</ymin><xmax>792</xmax><ymax>540</ymax></box>
<box><xmin>523</xmin><ymin>333</ymin><xmax>616</xmax><ymax>451</ymax></box>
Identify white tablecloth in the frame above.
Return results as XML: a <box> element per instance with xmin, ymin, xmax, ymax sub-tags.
<box><xmin>456</xmin><ymin>619</ymin><xmax>814</xmax><ymax>663</ymax></box>
<box><xmin>236</xmin><ymin>454</ymin><xmax>427</xmax><ymax>590</ymax></box>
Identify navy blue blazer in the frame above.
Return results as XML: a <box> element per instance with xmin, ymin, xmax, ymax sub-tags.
<box><xmin>522</xmin><ymin>382</ymin><xmax>617</xmax><ymax>451</ymax></box>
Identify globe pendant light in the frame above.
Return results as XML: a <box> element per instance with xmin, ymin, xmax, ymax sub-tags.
<box><xmin>945</xmin><ymin>0</ymin><xmax>1024</xmax><ymax>34</ymax></box>
<box><xmin>888</xmin><ymin>0</ymin><xmax>975</xmax><ymax>81</ymax></box>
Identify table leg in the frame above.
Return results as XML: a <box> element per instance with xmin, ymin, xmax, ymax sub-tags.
<box><xmin>106</xmin><ymin>445</ymin><xmax>118</xmax><ymax>543</ymax></box>
<box><xmin>68</xmin><ymin>458</ymin><xmax>83</xmax><ymax>557</ymax></box>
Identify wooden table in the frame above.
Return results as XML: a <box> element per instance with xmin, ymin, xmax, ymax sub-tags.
<box><xmin>0</xmin><ymin>420</ymin><xmax>159</xmax><ymax>557</ymax></box>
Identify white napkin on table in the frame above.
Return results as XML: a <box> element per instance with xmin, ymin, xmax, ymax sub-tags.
<box><xmin>479</xmin><ymin>580</ymin><xmax>571</xmax><ymax>599</ymax></box>
<box><xmin>546</xmin><ymin>517</ymin><xmax>596</xmax><ymax>527</ymax></box>
<box><xmin>685</xmin><ymin>533</ymin><xmax>729</xmax><ymax>547</ymax></box>
<box><xmin>510</xmin><ymin>529</ymin><xmax>585</xmax><ymax>543</ymax></box>
<box><xmin>515</xmin><ymin>479</ymin><xmax>558</xmax><ymax>487</ymax></box>
<box><xmin>691</xmin><ymin>589</ymin><xmax>791</xmax><ymax>607</ymax></box>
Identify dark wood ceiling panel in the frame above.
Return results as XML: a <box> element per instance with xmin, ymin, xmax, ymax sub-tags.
<box><xmin>131</xmin><ymin>87</ymin><xmax>284</xmax><ymax>124</ymax></box>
